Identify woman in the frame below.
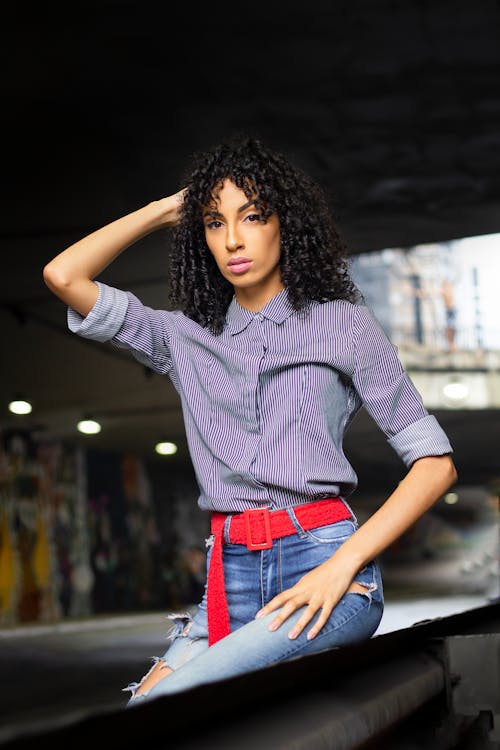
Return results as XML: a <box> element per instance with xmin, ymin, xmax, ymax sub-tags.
<box><xmin>43</xmin><ymin>135</ymin><xmax>457</xmax><ymax>703</ymax></box>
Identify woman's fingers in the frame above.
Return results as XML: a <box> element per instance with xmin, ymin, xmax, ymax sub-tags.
<box><xmin>267</xmin><ymin>598</ymin><xmax>305</xmax><ymax>633</ymax></box>
<box><xmin>174</xmin><ymin>187</ymin><xmax>188</xmax><ymax>204</ymax></box>
<box><xmin>257</xmin><ymin>589</ymin><xmax>327</xmax><ymax>639</ymax></box>
<box><xmin>305</xmin><ymin>604</ymin><xmax>333</xmax><ymax>640</ymax></box>
<box><xmin>255</xmin><ymin>590</ymin><xmax>288</xmax><ymax>618</ymax></box>
<box><xmin>286</xmin><ymin>602</ymin><xmax>323</xmax><ymax>639</ymax></box>
<box><xmin>255</xmin><ymin>590</ymin><xmax>293</xmax><ymax>622</ymax></box>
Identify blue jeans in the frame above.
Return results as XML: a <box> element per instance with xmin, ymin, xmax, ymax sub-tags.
<box><xmin>125</xmin><ymin>502</ymin><xmax>384</xmax><ymax>703</ymax></box>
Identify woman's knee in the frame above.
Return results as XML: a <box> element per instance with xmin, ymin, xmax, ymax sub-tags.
<box><xmin>125</xmin><ymin>659</ymin><xmax>174</xmax><ymax>702</ymax></box>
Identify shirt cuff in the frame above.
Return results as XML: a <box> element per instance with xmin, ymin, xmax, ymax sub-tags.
<box><xmin>388</xmin><ymin>414</ymin><xmax>453</xmax><ymax>467</ymax></box>
<box><xmin>67</xmin><ymin>282</ymin><xmax>129</xmax><ymax>342</ymax></box>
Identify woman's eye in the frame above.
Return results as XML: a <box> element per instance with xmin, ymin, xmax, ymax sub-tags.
<box><xmin>206</xmin><ymin>220</ymin><xmax>222</xmax><ymax>229</ymax></box>
<box><xmin>246</xmin><ymin>213</ymin><xmax>263</xmax><ymax>223</ymax></box>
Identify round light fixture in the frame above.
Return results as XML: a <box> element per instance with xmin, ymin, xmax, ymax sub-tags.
<box><xmin>8</xmin><ymin>399</ymin><xmax>32</xmax><ymax>415</ymax></box>
<box><xmin>155</xmin><ymin>441</ymin><xmax>178</xmax><ymax>456</ymax></box>
<box><xmin>77</xmin><ymin>418</ymin><xmax>102</xmax><ymax>435</ymax></box>
<box><xmin>444</xmin><ymin>492</ymin><xmax>459</xmax><ymax>504</ymax></box>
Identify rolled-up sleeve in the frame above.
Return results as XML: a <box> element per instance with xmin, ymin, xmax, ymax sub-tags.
<box><xmin>67</xmin><ymin>282</ymin><xmax>129</xmax><ymax>342</ymax></box>
<box><xmin>352</xmin><ymin>304</ymin><xmax>453</xmax><ymax>467</ymax></box>
<box><xmin>67</xmin><ymin>281</ymin><xmax>174</xmax><ymax>375</ymax></box>
<box><xmin>387</xmin><ymin>414</ymin><xmax>452</xmax><ymax>467</ymax></box>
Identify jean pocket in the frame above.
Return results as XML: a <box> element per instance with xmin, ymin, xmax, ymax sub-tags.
<box><xmin>296</xmin><ymin>518</ymin><xmax>357</xmax><ymax>544</ymax></box>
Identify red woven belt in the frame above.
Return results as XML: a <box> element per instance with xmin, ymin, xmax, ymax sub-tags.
<box><xmin>207</xmin><ymin>497</ymin><xmax>352</xmax><ymax>646</ymax></box>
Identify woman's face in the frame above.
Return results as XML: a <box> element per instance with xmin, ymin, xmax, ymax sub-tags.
<box><xmin>202</xmin><ymin>178</ymin><xmax>284</xmax><ymax>311</ymax></box>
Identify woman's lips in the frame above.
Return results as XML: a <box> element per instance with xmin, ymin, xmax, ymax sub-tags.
<box><xmin>227</xmin><ymin>258</ymin><xmax>253</xmax><ymax>274</ymax></box>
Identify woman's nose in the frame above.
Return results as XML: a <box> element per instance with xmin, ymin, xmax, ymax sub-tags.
<box><xmin>225</xmin><ymin>225</ymin><xmax>244</xmax><ymax>251</ymax></box>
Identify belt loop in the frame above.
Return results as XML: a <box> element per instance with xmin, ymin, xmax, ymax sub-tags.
<box><xmin>223</xmin><ymin>514</ymin><xmax>232</xmax><ymax>544</ymax></box>
<box><xmin>285</xmin><ymin>506</ymin><xmax>308</xmax><ymax>538</ymax></box>
<box><xmin>338</xmin><ymin>496</ymin><xmax>359</xmax><ymax>527</ymax></box>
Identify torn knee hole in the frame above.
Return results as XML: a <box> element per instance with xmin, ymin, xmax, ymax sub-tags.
<box><xmin>145</xmin><ymin>660</ymin><xmax>174</xmax><ymax>680</ymax></box>
<box><xmin>166</xmin><ymin>611</ymin><xmax>194</xmax><ymax>639</ymax></box>
<box><xmin>128</xmin><ymin>659</ymin><xmax>174</xmax><ymax>698</ymax></box>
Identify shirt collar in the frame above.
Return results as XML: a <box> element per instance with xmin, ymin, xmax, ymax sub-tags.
<box><xmin>225</xmin><ymin>288</ymin><xmax>296</xmax><ymax>335</ymax></box>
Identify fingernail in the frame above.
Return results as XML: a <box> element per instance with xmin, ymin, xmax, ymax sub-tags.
<box><xmin>288</xmin><ymin>629</ymin><xmax>298</xmax><ymax>639</ymax></box>
<box><xmin>255</xmin><ymin>611</ymin><xmax>263</xmax><ymax>618</ymax></box>
<box><xmin>307</xmin><ymin>630</ymin><xmax>315</xmax><ymax>640</ymax></box>
<box><xmin>269</xmin><ymin>621</ymin><xmax>278</xmax><ymax>631</ymax></box>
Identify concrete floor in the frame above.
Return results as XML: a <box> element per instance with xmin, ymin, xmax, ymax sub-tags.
<box><xmin>0</xmin><ymin>592</ymin><xmax>496</xmax><ymax>746</ymax></box>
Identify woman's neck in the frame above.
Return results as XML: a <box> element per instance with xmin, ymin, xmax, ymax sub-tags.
<box><xmin>234</xmin><ymin>283</ymin><xmax>286</xmax><ymax>312</ymax></box>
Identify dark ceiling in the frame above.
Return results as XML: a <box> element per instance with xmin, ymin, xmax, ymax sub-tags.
<box><xmin>2</xmin><ymin>1</ymin><xmax>500</xmax><ymax>491</ymax></box>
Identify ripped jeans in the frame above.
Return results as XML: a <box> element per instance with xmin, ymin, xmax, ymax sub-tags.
<box><xmin>124</xmin><ymin>504</ymin><xmax>384</xmax><ymax>704</ymax></box>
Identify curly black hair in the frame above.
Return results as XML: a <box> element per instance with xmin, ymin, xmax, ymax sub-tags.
<box><xmin>169</xmin><ymin>135</ymin><xmax>362</xmax><ymax>334</ymax></box>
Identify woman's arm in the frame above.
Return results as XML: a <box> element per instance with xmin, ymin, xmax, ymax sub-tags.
<box><xmin>256</xmin><ymin>453</ymin><xmax>458</xmax><ymax>640</ymax></box>
<box><xmin>43</xmin><ymin>190</ymin><xmax>185</xmax><ymax>317</ymax></box>
<box><xmin>333</xmin><ymin>453</ymin><xmax>457</xmax><ymax>570</ymax></box>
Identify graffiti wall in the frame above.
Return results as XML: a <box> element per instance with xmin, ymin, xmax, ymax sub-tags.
<box><xmin>0</xmin><ymin>430</ymin><xmax>205</xmax><ymax>626</ymax></box>
<box><xmin>0</xmin><ymin>430</ymin><xmax>88</xmax><ymax>625</ymax></box>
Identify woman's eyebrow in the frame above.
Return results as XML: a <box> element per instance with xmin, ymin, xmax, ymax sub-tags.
<box><xmin>237</xmin><ymin>199</ymin><xmax>256</xmax><ymax>212</ymax></box>
<box><xmin>202</xmin><ymin>200</ymin><xmax>257</xmax><ymax>219</ymax></box>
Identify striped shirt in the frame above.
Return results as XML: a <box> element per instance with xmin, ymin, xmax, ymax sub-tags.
<box><xmin>68</xmin><ymin>282</ymin><xmax>453</xmax><ymax>513</ymax></box>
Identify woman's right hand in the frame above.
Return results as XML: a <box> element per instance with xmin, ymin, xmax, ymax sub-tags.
<box><xmin>156</xmin><ymin>188</ymin><xmax>187</xmax><ymax>228</ymax></box>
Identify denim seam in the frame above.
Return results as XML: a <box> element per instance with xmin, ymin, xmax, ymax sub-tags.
<box><xmin>259</xmin><ymin>548</ymin><xmax>265</xmax><ymax>609</ymax></box>
<box><xmin>278</xmin><ymin>538</ymin><xmax>283</xmax><ymax>593</ymax></box>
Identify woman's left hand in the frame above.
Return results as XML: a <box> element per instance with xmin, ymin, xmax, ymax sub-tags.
<box><xmin>255</xmin><ymin>554</ymin><xmax>361</xmax><ymax>641</ymax></box>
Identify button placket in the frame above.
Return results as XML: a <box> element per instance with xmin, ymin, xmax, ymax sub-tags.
<box><xmin>239</xmin><ymin>317</ymin><xmax>267</xmax><ymax>472</ymax></box>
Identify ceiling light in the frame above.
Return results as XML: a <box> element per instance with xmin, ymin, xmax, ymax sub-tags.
<box><xmin>155</xmin><ymin>441</ymin><xmax>177</xmax><ymax>456</ymax></box>
<box><xmin>77</xmin><ymin>418</ymin><xmax>102</xmax><ymax>435</ymax></box>
<box><xmin>8</xmin><ymin>399</ymin><xmax>32</xmax><ymax>415</ymax></box>
<box><xmin>442</xmin><ymin>381</ymin><xmax>469</xmax><ymax>403</ymax></box>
